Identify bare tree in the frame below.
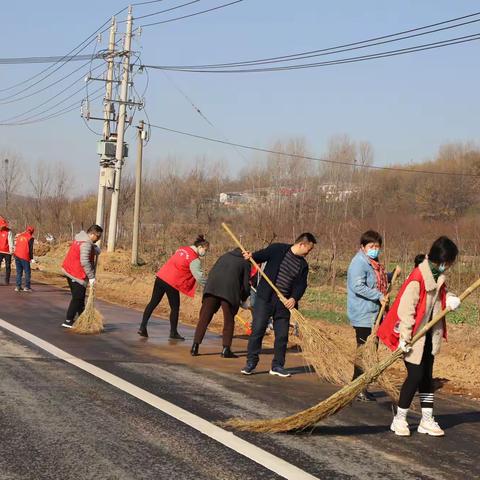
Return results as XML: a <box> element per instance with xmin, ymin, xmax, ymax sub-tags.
<box><xmin>0</xmin><ymin>152</ymin><xmax>23</xmax><ymax>215</ymax></box>
<box><xmin>28</xmin><ymin>161</ymin><xmax>52</xmax><ymax>226</ymax></box>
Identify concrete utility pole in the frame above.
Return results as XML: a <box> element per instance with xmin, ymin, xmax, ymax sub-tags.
<box><xmin>107</xmin><ymin>6</ymin><xmax>133</xmax><ymax>252</ymax></box>
<box><xmin>131</xmin><ymin>120</ymin><xmax>145</xmax><ymax>265</ymax></box>
<box><xmin>95</xmin><ymin>16</ymin><xmax>117</xmax><ymax>238</ymax></box>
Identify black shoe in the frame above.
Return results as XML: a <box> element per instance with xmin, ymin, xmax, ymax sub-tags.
<box><xmin>221</xmin><ymin>347</ymin><xmax>238</xmax><ymax>358</ymax></box>
<box><xmin>137</xmin><ymin>327</ymin><xmax>148</xmax><ymax>338</ymax></box>
<box><xmin>241</xmin><ymin>363</ymin><xmax>256</xmax><ymax>375</ymax></box>
<box><xmin>356</xmin><ymin>391</ymin><xmax>377</xmax><ymax>402</ymax></box>
<box><xmin>191</xmin><ymin>343</ymin><xmax>199</xmax><ymax>356</ymax></box>
<box><xmin>62</xmin><ymin>320</ymin><xmax>74</xmax><ymax>329</ymax></box>
<box><xmin>169</xmin><ymin>332</ymin><xmax>185</xmax><ymax>340</ymax></box>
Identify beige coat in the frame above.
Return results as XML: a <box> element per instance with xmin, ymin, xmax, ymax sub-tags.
<box><xmin>397</xmin><ymin>259</ymin><xmax>451</xmax><ymax>365</ymax></box>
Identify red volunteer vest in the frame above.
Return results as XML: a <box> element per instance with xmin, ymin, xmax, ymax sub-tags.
<box><xmin>14</xmin><ymin>232</ymin><xmax>33</xmax><ymax>261</ymax></box>
<box><xmin>62</xmin><ymin>240</ymin><xmax>94</xmax><ymax>281</ymax></box>
<box><xmin>157</xmin><ymin>246</ymin><xmax>199</xmax><ymax>297</ymax></box>
<box><xmin>0</xmin><ymin>229</ymin><xmax>10</xmax><ymax>254</ymax></box>
<box><xmin>377</xmin><ymin>267</ymin><xmax>447</xmax><ymax>351</ymax></box>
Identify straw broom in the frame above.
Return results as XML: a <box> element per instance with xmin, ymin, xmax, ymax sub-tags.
<box><xmin>71</xmin><ymin>283</ymin><xmax>104</xmax><ymax>335</ymax></box>
<box><xmin>222</xmin><ymin>223</ymin><xmax>352</xmax><ymax>385</ymax></box>
<box><xmin>223</xmin><ymin>276</ymin><xmax>480</xmax><ymax>433</ymax></box>
<box><xmin>360</xmin><ymin>265</ymin><xmax>402</xmax><ymax>402</ymax></box>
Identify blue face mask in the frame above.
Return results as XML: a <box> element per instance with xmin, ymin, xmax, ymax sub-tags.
<box><xmin>438</xmin><ymin>263</ymin><xmax>446</xmax><ymax>273</ymax></box>
<box><xmin>366</xmin><ymin>248</ymin><xmax>380</xmax><ymax>259</ymax></box>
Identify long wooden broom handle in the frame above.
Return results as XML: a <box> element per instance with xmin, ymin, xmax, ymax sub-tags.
<box><xmin>372</xmin><ymin>265</ymin><xmax>401</xmax><ymax>330</ymax></box>
<box><xmin>410</xmin><ymin>277</ymin><xmax>480</xmax><ymax>346</ymax></box>
<box><xmin>221</xmin><ymin>223</ymin><xmax>289</xmax><ymax>304</ymax></box>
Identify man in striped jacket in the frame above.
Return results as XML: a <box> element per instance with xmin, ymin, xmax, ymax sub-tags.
<box><xmin>241</xmin><ymin>233</ymin><xmax>316</xmax><ymax>377</ymax></box>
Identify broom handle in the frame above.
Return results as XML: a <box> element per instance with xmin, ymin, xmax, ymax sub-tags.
<box><xmin>410</xmin><ymin>277</ymin><xmax>480</xmax><ymax>346</ymax></box>
<box><xmin>221</xmin><ymin>223</ymin><xmax>289</xmax><ymax>304</ymax></box>
<box><xmin>372</xmin><ymin>265</ymin><xmax>401</xmax><ymax>331</ymax></box>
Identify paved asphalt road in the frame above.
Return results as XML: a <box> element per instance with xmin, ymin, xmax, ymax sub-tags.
<box><xmin>0</xmin><ymin>281</ymin><xmax>479</xmax><ymax>480</ymax></box>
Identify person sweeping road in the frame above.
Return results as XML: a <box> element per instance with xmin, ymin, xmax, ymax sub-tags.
<box><xmin>0</xmin><ymin>218</ymin><xmax>14</xmax><ymax>286</ymax></box>
<box><xmin>13</xmin><ymin>226</ymin><xmax>35</xmax><ymax>292</ymax></box>
<box><xmin>191</xmin><ymin>247</ymin><xmax>251</xmax><ymax>358</ymax></box>
<box><xmin>347</xmin><ymin>230</ymin><xmax>388</xmax><ymax>402</ymax></box>
<box><xmin>61</xmin><ymin>225</ymin><xmax>102</xmax><ymax>328</ymax></box>
<box><xmin>378</xmin><ymin>236</ymin><xmax>461</xmax><ymax>437</ymax></box>
<box><xmin>138</xmin><ymin>235</ymin><xmax>209</xmax><ymax>340</ymax></box>
<box><xmin>241</xmin><ymin>233</ymin><xmax>316</xmax><ymax>378</ymax></box>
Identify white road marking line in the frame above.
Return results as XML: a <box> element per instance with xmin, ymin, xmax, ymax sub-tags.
<box><xmin>0</xmin><ymin>318</ymin><xmax>319</xmax><ymax>480</ymax></box>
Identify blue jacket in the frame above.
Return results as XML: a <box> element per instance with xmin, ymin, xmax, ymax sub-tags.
<box><xmin>347</xmin><ymin>250</ymin><xmax>384</xmax><ymax>327</ymax></box>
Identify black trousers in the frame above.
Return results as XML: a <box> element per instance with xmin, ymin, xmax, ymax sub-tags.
<box><xmin>141</xmin><ymin>277</ymin><xmax>180</xmax><ymax>333</ymax></box>
<box><xmin>398</xmin><ymin>332</ymin><xmax>435</xmax><ymax>409</ymax></box>
<box><xmin>246</xmin><ymin>296</ymin><xmax>291</xmax><ymax>369</ymax></box>
<box><xmin>352</xmin><ymin>326</ymin><xmax>372</xmax><ymax>380</ymax></box>
<box><xmin>194</xmin><ymin>295</ymin><xmax>239</xmax><ymax>347</ymax></box>
<box><xmin>66</xmin><ymin>277</ymin><xmax>86</xmax><ymax>321</ymax></box>
<box><xmin>0</xmin><ymin>253</ymin><xmax>12</xmax><ymax>284</ymax></box>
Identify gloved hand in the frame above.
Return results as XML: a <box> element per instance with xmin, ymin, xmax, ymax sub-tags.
<box><xmin>398</xmin><ymin>340</ymin><xmax>412</xmax><ymax>353</ymax></box>
<box><xmin>89</xmin><ymin>278</ymin><xmax>96</xmax><ymax>287</ymax></box>
<box><xmin>446</xmin><ymin>296</ymin><xmax>461</xmax><ymax>311</ymax></box>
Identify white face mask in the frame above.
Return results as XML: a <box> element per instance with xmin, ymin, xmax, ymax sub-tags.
<box><xmin>198</xmin><ymin>247</ymin><xmax>207</xmax><ymax>257</ymax></box>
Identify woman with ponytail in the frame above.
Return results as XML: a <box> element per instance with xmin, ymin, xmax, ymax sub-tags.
<box><xmin>378</xmin><ymin>236</ymin><xmax>461</xmax><ymax>437</ymax></box>
<box><xmin>138</xmin><ymin>235</ymin><xmax>209</xmax><ymax>339</ymax></box>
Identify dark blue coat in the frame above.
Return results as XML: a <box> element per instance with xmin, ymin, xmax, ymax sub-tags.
<box><xmin>252</xmin><ymin>243</ymin><xmax>308</xmax><ymax>304</ymax></box>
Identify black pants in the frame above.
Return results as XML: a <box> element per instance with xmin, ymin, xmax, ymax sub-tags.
<box><xmin>66</xmin><ymin>277</ymin><xmax>86</xmax><ymax>321</ymax></box>
<box><xmin>247</xmin><ymin>296</ymin><xmax>290</xmax><ymax>369</ymax></box>
<box><xmin>0</xmin><ymin>253</ymin><xmax>12</xmax><ymax>284</ymax></box>
<box><xmin>352</xmin><ymin>326</ymin><xmax>372</xmax><ymax>380</ymax></box>
<box><xmin>194</xmin><ymin>295</ymin><xmax>239</xmax><ymax>347</ymax></box>
<box><xmin>141</xmin><ymin>277</ymin><xmax>180</xmax><ymax>333</ymax></box>
<box><xmin>398</xmin><ymin>332</ymin><xmax>435</xmax><ymax>409</ymax></box>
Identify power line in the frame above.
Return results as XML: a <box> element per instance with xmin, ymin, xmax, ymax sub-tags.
<box><xmin>143</xmin><ymin>32</ymin><xmax>480</xmax><ymax>73</ymax></box>
<box><xmin>146</xmin><ymin>123</ymin><xmax>480</xmax><ymax>178</ymax></box>
<box><xmin>0</xmin><ymin>63</ymin><xmax>106</xmax><ymax>123</ymax></box>
<box><xmin>0</xmin><ymin>55</ymin><xmax>103</xmax><ymax>105</ymax></box>
<box><xmin>0</xmin><ymin>54</ymin><xmax>103</xmax><ymax>65</ymax></box>
<box><xmin>0</xmin><ymin>88</ymin><xmax>104</xmax><ymax>126</ymax></box>
<box><xmin>157</xmin><ymin>11</ymin><xmax>480</xmax><ymax>69</ymax></box>
<box><xmin>134</xmin><ymin>0</ymin><xmax>201</xmax><ymax>21</ymax></box>
<box><xmin>141</xmin><ymin>0</ymin><xmax>245</xmax><ymax>27</ymax></box>
<box><xmin>0</xmin><ymin>5</ymin><xmax>128</xmax><ymax>95</ymax></box>
<box><xmin>156</xmin><ymin>17</ymin><xmax>480</xmax><ymax>69</ymax></box>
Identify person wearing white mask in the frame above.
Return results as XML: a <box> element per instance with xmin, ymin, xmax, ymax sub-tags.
<box><xmin>347</xmin><ymin>230</ymin><xmax>389</xmax><ymax>402</ymax></box>
<box><xmin>379</xmin><ymin>236</ymin><xmax>461</xmax><ymax>437</ymax></box>
<box><xmin>138</xmin><ymin>235</ymin><xmax>209</xmax><ymax>339</ymax></box>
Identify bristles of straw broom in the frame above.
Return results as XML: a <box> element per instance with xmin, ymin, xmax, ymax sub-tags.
<box><xmin>360</xmin><ymin>265</ymin><xmax>402</xmax><ymax>402</ymax></box>
<box><xmin>222</xmin><ymin>276</ymin><xmax>480</xmax><ymax>433</ymax></box>
<box><xmin>221</xmin><ymin>223</ymin><xmax>352</xmax><ymax>385</ymax></box>
<box><xmin>71</xmin><ymin>284</ymin><xmax>104</xmax><ymax>335</ymax></box>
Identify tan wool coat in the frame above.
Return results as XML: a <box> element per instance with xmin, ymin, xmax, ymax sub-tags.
<box><xmin>397</xmin><ymin>259</ymin><xmax>452</xmax><ymax>365</ymax></box>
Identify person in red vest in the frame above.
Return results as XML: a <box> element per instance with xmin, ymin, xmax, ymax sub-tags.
<box><xmin>61</xmin><ymin>224</ymin><xmax>103</xmax><ymax>328</ymax></box>
<box><xmin>14</xmin><ymin>226</ymin><xmax>35</xmax><ymax>292</ymax></box>
<box><xmin>0</xmin><ymin>217</ymin><xmax>14</xmax><ymax>285</ymax></box>
<box><xmin>378</xmin><ymin>236</ymin><xmax>460</xmax><ymax>438</ymax></box>
<box><xmin>138</xmin><ymin>234</ymin><xmax>209</xmax><ymax>340</ymax></box>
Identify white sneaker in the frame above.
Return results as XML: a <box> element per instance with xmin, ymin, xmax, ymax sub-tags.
<box><xmin>418</xmin><ymin>417</ymin><xmax>445</xmax><ymax>436</ymax></box>
<box><xmin>390</xmin><ymin>416</ymin><xmax>411</xmax><ymax>436</ymax></box>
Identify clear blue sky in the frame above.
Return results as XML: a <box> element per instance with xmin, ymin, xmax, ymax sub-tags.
<box><xmin>1</xmin><ymin>0</ymin><xmax>479</xmax><ymax>193</ymax></box>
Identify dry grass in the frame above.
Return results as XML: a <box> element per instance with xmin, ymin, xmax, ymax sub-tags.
<box><xmin>222</xmin><ymin>349</ymin><xmax>404</xmax><ymax>433</ymax></box>
<box><xmin>294</xmin><ymin>309</ymin><xmax>352</xmax><ymax>385</ymax></box>
<box><xmin>71</xmin><ymin>285</ymin><xmax>104</xmax><ymax>335</ymax></box>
